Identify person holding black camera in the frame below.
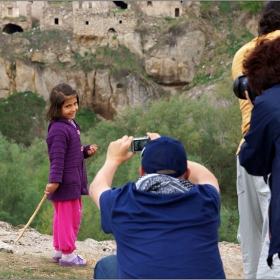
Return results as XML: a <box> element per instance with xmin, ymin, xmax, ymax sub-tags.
<box><xmin>89</xmin><ymin>132</ymin><xmax>225</xmax><ymax>279</ymax></box>
<box><xmin>231</xmin><ymin>2</ymin><xmax>280</xmax><ymax>278</ymax></box>
<box><xmin>239</xmin><ymin>35</ymin><xmax>280</xmax><ymax>278</ymax></box>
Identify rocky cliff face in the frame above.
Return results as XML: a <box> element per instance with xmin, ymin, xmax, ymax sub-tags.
<box><xmin>1</xmin><ymin>58</ymin><xmax>164</xmax><ymax>120</ymax></box>
<box><xmin>0</xmin><ymin>5</ymin><xmax>258</xmax><ymax>120</ymax></box>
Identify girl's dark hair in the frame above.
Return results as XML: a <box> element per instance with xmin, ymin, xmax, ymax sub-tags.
<box><xmin>258</xmin><ymin>2</ymin><xmax>280</xmax><ymax>36</ymax></box>
<box><xmin>45</xmin><ymin>83</ymin><xmax>79</xmax><ymax>121</ymax></box>
<box><xmin>243</xmin><ymin>36</ymin><xmax>280</xmax><ymax>95</ymax></box>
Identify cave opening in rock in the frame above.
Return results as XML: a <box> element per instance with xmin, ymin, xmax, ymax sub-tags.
<box><xmin>108</xmin><ymin>28</ymin><xmax>117</xmax><ymax>38</ymax></box>
<box><xmin>3</xmin><ymin>23</ymin><xmax>23</xmax><ymax>34</ymax></box>
<box><xmin>113</xmin><ymin>1</ymin><xmax>128</xmax><ymax>9</ymax></box>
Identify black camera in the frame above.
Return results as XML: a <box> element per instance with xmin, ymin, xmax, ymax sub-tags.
<box><xmin>233</xmin><ymin>75</ymin><xmax>258</xmax><ymax>103</ymax></box>
<box><xmin>131</xmin><ymin>137</ymin><xmax>149</xmax><ymax>152</ymax></box>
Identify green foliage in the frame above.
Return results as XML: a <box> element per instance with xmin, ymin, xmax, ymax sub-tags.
<box><xmin>219</xmin><ymin>2</ymin><xmax>233</xmax><ymax>14</ymax></box>
<box><xmin>240</xmin><ymin>1</ymin><xmax>265</xmax><ymax>15</ymax></box>
<box><xmin>219</xmin><ymin>206</ymin><xmax>239</xmax><ymax>243</ymax></box>
<box><xmin>79</xmin><ymin>196</ymin><xmax>114</xmax><ymax>241</ymax></box>
<box><xmin>218</xmin><ymin>2</ymin><xmax>243</xmax><ymax>15</ymax></box>
<box><xmin>35</xmin><ymin>200</ymin><xmax>53</xmax><ymax>236</ymax></box>
<box><xmin>184</xmin><ymin>73</ymin><xmax>215</xmax><ymax>91</ymax></box>
<box><xmin>0</xmin><ymin>134</ymin><xmax>44</xmax><ymax>226</ymax></box>
<box><xmin>225</xmin><ymin>29</ymin><xmax>254</xmax><ymax>57</ymax></box>
<box><xmin>164</xmin><ymin>17</ymin><xmax>176</xmax><ymax>23</ymax></box>
<box><xmin>200</xmin><ymin>2</ymin><xmax>215</xmax><ymax>18</ymax></box>
<box><xmin>0</xmin><ymin>91</ymin><xmax>46</xmax><ymax>146</ymax></box>
<box><xmin>200</xmin><ymin>1</ymin><xmax>213</xmax><ymax>13</ymax></box>
<box><xmin>75</xmin><ymin>107</ymin><xmax>100</xmax><ymax>132</ymax></box>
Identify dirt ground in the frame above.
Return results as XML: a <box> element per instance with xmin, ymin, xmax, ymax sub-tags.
<box><xmin>0</xmin><ymin>221</ymin><xmax>244</xmax><ymax>279</ymax></box>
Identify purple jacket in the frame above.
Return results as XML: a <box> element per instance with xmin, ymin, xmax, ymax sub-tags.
<box><xmin>46</xmin><ymin>118</ymin><xmax>91</xmax><ymax>201</ymax></box>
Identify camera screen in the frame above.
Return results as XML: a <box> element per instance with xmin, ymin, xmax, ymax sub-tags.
<box><xmin>133</xmin><ymin>139</ymin><xmax>149</xmax><ymax>152</ymax></box>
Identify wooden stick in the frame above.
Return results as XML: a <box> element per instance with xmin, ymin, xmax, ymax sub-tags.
<box><xmin>14</xmin><ymin>194</ymin><xmax>47</xmax><ymax>244</ymax></box>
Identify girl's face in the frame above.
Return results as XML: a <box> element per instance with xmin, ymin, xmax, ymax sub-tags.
<box><xmin>61</xmin><ymin>95</ymin><xmax>78</xmax><ymax>121</ymax></box>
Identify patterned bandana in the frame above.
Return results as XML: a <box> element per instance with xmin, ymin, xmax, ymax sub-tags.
<box><xmin>135</xmin><ymin>173</ymin><xmax>193</xmax><ymax>194</ymax></box>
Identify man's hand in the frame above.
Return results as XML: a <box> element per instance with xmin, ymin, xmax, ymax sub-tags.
<box><xmin>106</xmin><ymin>135</ymin><xmax>135</xmax><ymax>166</ymax></box>
<box><xmin>147</xmin><ymin>132</ymin><xmax>161</xmax><ymax>141</ymax></box>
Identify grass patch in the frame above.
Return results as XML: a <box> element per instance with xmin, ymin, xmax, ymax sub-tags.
<box><xmin>0</xmin><ymin>252</ymin><xmax>93</xmax><ymax>279</ymax></box>
<box><xmin>183</xmin><ymin>73</ymin><xmax>215</xmax><ymax>91</ymax></box>
<box><xmin>4</xmin><ymin>16</ymin><xmax>26</xmax><ymax>20</ymax></box>
<box><xmin>219</xmin><ymin>2</ymin><xmax>234</xmax><ymax>14</ymax></box>
<box><xmin>0</xmin><ymin>29</ymin><xmax>73</xmax><ymax>64</ymax></box>
<box><xmin>223</xmin><ymin>29</ymin><xmax>254</xmax><ymax>57</ymax></box>
<box><xmin>164</xmin><ymin>17</ymin><xmax>176</xmax><ymax>23</ymax></box>
<box><xmin>19</xmin><ymin>29</ymin><xmax>72</xmax><ymax>51</ymax></box>
<box><xmin>111</xmin><ymin>7</ymin><xmax>125</xmax><ymax>13</ymax></box>
<box><xmin>240</xmin><ymin>1</ymin><xmax>265</xmax><ymax>15</ymax></box>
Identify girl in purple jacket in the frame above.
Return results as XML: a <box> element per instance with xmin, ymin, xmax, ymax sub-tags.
<box><xmin>44</xmin><ymin>83</ymin><xmax>98</xmax><ymax>267</ymax></box>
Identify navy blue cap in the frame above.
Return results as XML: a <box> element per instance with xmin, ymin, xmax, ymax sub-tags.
<box><xmin>141</xmin><ymin>136</ymin><xmax>187</xmax><ymax>178</ymax></box>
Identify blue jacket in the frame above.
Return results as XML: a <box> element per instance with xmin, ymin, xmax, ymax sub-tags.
<box><xmin>46</xmin><ymin>118</ymin><xmax>91</xmax><ymax>201</ymax></box>
<box><xmin>239</xmin><ymin>84</ymin><xmax>280</xmax><ymax>266</ymax></box>
<box><xmin>100</xmin><ymin>183</ymin><xmax>225</xmax><ymax>279</ymax></box>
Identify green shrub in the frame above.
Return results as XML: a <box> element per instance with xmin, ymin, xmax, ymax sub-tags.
<box><xmin>200</xmin><ymin>2</ymin><xmax>214</xmax><ymax>17</ymax></box>
<box><xmin>219</xmin><ymin>206</ymin><xmax>239</xmax><ymax>243</ymax></box>
<box><xmin>240</xmin><ymin>1</ymin><xmax>265</xmax><ymax>15</ymax></box>
<box><xmin>164</xmin><ymin>17</ymin><xmax>176</xmax><ymax>22</ymax></box>
<box><xmin>75</xmin><ymin>107</ymin><xmax>100</xmax><ymax>132</ymax></box>
<box><xmin>0</xmin><ymin>91</ymin><xmax>46</xmax><ymax>146</ymax></box>
<box><xmin>219</xmin><ymin>2</ymin><xmax>233</xmax><ymax>14</ymax></box>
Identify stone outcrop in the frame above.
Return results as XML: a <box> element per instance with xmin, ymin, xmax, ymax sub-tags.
<box><xmin>0</xmin><ymin>57</ymin><xmax>165</xmax><ymax>120</ymax></box>
<box><xmin>145</xmin><ymin>30</ymin><xmax>205</xmax><ymax>85</ymax></box>
<box><xmin>0</xmin><ymin>58</ymin><xmax>10</xmax><ymax>98</ymax></box>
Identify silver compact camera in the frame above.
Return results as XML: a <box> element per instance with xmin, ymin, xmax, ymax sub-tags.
<box><xmin>131</xmin><ymin>136</ymin><xmax>149</xmax><ymax>152</ymax></box>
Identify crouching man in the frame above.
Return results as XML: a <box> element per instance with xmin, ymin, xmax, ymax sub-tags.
<box><xmin>89</xmin><ymin>132</ymin><xmax>225</xmax><ymax>279</ymax></box>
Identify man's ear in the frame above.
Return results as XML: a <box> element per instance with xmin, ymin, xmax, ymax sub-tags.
<box><xmin>139</xmin><ymin>166</ymin><xmax>146</xmax><ymax>176</ymax></box>
<box><xmin>185</xmin><ymin>168</ymin><xmax>190</xmax><ymax>180</ymax></box>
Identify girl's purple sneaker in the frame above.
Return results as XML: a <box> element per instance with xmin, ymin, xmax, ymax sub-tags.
<box><xmin>59</xmin><ymin>254</ymin><xmax>87</xmax><ymax>267</ymax></box>
<box><xmin>52</xmin><ymin>256</ymin><xmax>61</xmax><ymax>263</ymax></box>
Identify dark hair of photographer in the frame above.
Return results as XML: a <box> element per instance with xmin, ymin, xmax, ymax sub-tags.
<box><xmin>258</xmin><ymin>3</ymin><xmax>280</xmax><ymax>36</ymax></box>
<box><xmin>242</xmin><ymin>36</ymin><xmax>280</xmax><ymax>96</ymax></box>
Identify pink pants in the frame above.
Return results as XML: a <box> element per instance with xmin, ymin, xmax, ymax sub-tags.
<box><xmin>52</xmin><ymin>198</ymin><xmax>82</xmax><ymax>254</ymax></box>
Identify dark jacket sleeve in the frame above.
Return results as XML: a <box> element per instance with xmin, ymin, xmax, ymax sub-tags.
<box><xmin>83</xmin><ymin>145</ymin><xmax>91</xmax><ymax>159</ymax></box>
<box><xmin>239</xmin><ymin>96</ymin><xmax>275</xmax><ymax>176</ymax></box>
